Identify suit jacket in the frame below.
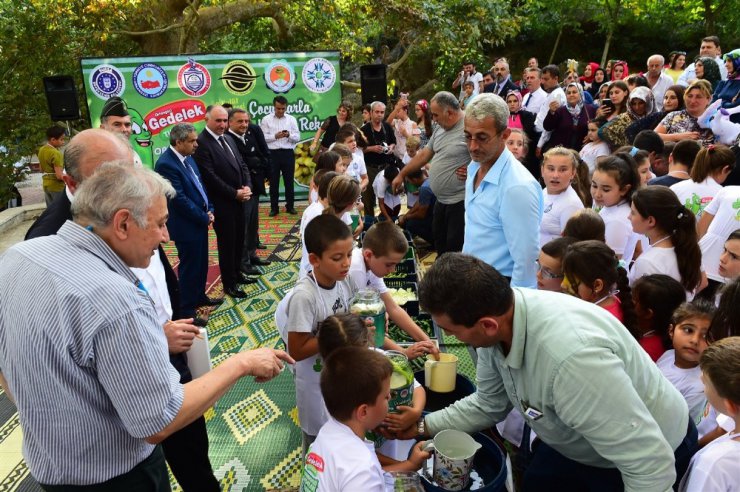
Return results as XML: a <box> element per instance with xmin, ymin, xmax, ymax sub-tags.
<box><xmin>155</xmin><ymin>147</ymin><xmax>213</xmax><ymax>243</ymax></box>
<box><xmin>226</xmin><ymin>125</ymin><xmax>270</xmax><ymax>196</ymax></box>
<box><xmin>193</xmin><ymin>130</ymin><xmax>250</xmax><ymax>214</ymax></box>
<box><xmin>485</xmin><ymin>78</ymin><xmax>519</xmax><ymax>98</ymax></box>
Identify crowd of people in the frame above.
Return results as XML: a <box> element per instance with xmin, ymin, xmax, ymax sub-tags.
<box><xmin>1</xmin><ymin>33</ymin><xmax>739</xmax><ymax>492</ymax></box>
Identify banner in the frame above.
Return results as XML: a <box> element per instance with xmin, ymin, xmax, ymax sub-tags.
<box><xmin>80</xmin><ymin>51</ymin><xmax>342</xmax><ymax>197</ymax></box>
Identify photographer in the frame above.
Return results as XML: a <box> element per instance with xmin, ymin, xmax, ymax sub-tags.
<box><xmin>361</xmin><ymin>101</ymin><xmax>397</xmax><ymax>224</ymax></box>
<box><xmin>386</xmin><ymin>94</ymin><xmax>419</xmax><ymax>160</ymax></box>
<box><xmin>452</xmin><ymin>61</ymin><xmax>483</xmax><ymax>100</ymax></box>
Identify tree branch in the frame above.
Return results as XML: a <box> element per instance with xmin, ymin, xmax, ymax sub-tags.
<box><xmin>194</xmin><ymin>0</ymin><xmax>292</xmax><ymax>35</ymax></box>
<box><xmin>118</xmin><ymin>22</ymin><xmax>186</xmax><ymax>37</ymax></box>
<box><xmin>387</xmin><ymin>39</ymin><xmax>417</xmax><ymax>78</ymax></box>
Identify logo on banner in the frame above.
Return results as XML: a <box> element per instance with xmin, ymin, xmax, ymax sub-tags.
<box><xmin>264</xmin><ymin>59</ymin><xmax>296</xmax><ymax>94</ymax></box>
<box><xmin>221</xmin><ymin>60</ymin><xmax>258</xmax><ymax>95</ymax></box>
<box><xmin>132</xmin><ymin>63</ymin><xmax>168</xmax><ymax>98</ymax></box>
<box><xmin>144</xmin><ymin>100</ymin><xmax>207</xmax><ymax>136</ymax></box>
<box><xmin>90</xmin><ymin>64</ymin><xmax>125</xmax><ymax>99</ymax></box>
<box><xmin>177</xmin><ymin>58</ymin><xmax>211</xmax><ymax>97</ymax></box>
<box><xmin>302</xmin><ymin>58</ymin><xmax>336</xmax><ymax>93</ymax></box>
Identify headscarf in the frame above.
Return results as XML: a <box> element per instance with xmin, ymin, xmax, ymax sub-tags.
<box><xmin>416</xmin><ymin>99</ymin><xmax>428</xmax><ymax>112</ymax></box>
<box><xmin>580</xmin><ymin>62</ymin><xmax>600</xmax><ymax>84</ymax></box>
<box><xmin>507</xmin><ymin>90</ymin><xmax>523</xmax><ymax>128</ymax></box>
<box><xmin>588</xmin><ymin>68</ymin><xmax>607</xmax><ymax>97</ymax></box>
<box><xmin>565</xmin><ymin>82</ymin><xmax>585</xmax><ymax>121</ymax></box>
<box><xmin>506</xmin><ymin>90</ymin><xmax>522</xmax><ymax>113</ymax></box>
<box><xmin>697</xmin><ymin>57</ymin><xmax>722</xmax><ymax>91</ymax></box>
<box><xmin>627</xmin><ymin>86</ymin><xmax>656</xmax><ymax>119</ymax></box>
<box><xmin>722</xmin><ymin>48</ymin><xmax>740</xmax><ymax>80</ymax></box>
<box><xmin>611</xmin><ymin>61</ymin><xmax>629</xmax><ymax>80</ymax></box>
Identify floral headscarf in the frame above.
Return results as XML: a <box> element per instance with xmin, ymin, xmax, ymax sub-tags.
<box><xmin>416</xmin><ymin>99</ymin><xmax>428</xmax><ymax>112</ymax></box>
<box><xmin>610</xmin><ymin>61</ymin><xmax>629</xmax><ymax>80</ymax></box>
<box><xmin>627</xmin><ymin>86</ymin><xmax>656</xmax><ymax>119</ymax></box>
<box><xmin>506</xmin><ymin>90</ymin><xmax>523</xmax><ymax>113</ymax></box>
<box><xmin>565</xmin><ymin>82</ymin><xmax>585</xmax><ymax>121</ymax></box>
<box><xmin>723</xmin><ymin>48</ymin><xmax>740</xmax><ymax>80</ymax></box>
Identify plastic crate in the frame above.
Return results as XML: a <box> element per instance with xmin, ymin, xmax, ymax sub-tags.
<box><xmin>393</xmin><ymin>258</ymin><xmax>416</xmax><ymax>275</ymax></box>
<box><xmin>403</xmin><ymin>245</ymin><xmax>415</xmax><ymax>260</ymax></box>
<box><xmin>385</xmin><ymin>280</ymin><xmax>419</xmax><ymax>316</ymax></box>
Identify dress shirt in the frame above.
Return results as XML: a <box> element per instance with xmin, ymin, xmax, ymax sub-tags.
<box><xmin>205</xmin><ymin>127</ymin><xmax>237</xmax><ymax>160</ymax></box>
<box><xmin>0</xmin><ymin>221</ymin><xmax>183</xmax><ymax>485</ymax></box>
<box><xmin>260</xmin><ymin>112</ymin><xmax>300</xmax><ymax>150</ymax></box>
<box><xmin>463</xmin><ymin>147</ymin><xmax>542</xmax><ymax>287</ymax></box>
<box><xmin>522</xmin><ymin>87</ymin><xmax>547</xmax><ymax>115</ymax></box>
<box><xmin>171</xmin><ymin>146</ymin><xmax>208</xmax><ymax>203</ymax></box>
<box><xmin>426</xmin><ymin>288</ymin><xmax>689</xmax><ymax>492</ymax></box>
<box><xmin>131</xmin><ymin>251</ymin><xmax>173</xmax><ymax>326</ymax></box>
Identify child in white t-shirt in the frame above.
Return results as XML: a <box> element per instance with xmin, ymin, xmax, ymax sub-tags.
<box><xmin>579</xmin><ymin>120</ymin><xmax>610</xmax><ymax>174</ymax></box>
<box><xmin>539</xmin><ymin>147</ymin><xmax>585</xmax><ymax>247</ymax></box>
<box><xmin>334</xmin><ymin>127</ymin><xmax>369</xmax><ymax>191</ymax></box>
<box><xmin>679</xmin><ymin>337</ymin><xmax>740</xmax><ymax>492</ymax></box>
<box><xmin>301</xmin><ymin>346</ymin><xmax>429</xmax><ymax>491</ymax></box>
<box><xmin>699</xmin><ymin>187</ymin><xmax>740</xmax><ymax>284</ymax></box>
<box><xmin>670</xmin><ymin>144</ymin><xmax>735</xmax><ymax>219</ymax></box>
<box><xmin>373</xmin><ymin>165</ymin><xmax>403</xmax><ymax>222</ymax></box>
<box><xmin>657</xmin><ymin>301</ymin><xmax>716</xmax><ymax>422</ymax></box>
<box><xmin>309</xmin><ymin>151</ymin><xmax>347</xmax><ymax>204</ymax></box>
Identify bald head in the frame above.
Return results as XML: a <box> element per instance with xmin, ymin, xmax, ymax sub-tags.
<box><xmin>647</xmin><ymin>55</ymin><xmax>664</xmax><ymax>77</ymax></box>
<box><xmin>206</xmin><ymin>105</ymin><xmax>228</xmax><ymax>135</ymax></box>
<box><xmin>63</xmin><ymin>129</ymin><xmax>133</xmax><ymax>193</ymax></box>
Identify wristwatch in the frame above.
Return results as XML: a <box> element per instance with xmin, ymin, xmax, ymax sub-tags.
<box><xmin>416</xmin><ymin>417</ymin><xmax>426</xmax><ymax>438</ymax></box>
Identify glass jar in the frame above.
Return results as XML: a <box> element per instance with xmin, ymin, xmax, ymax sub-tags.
<box><xmin>349</xmin><ymin>289</ymin><xmax>386</xmax><ymax>347</ymax></box>
<box><xmin>389</xmin><ymin>471</ymin><xmax>424</xmax><ymax>491</ymax></box>
<box><xmin>385</xmin><ymin>350</ymin><xmax>414</xmax><ymax>413</ymax></box>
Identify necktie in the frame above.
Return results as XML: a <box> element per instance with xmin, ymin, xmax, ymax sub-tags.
<box><xmin>218</xmin><ymin>136</ymin><xmax>234</xmax><ymax>158</ymax></box>
<box><xmin>524</xmin><ymin>94</ymin><xmax>531</xmax><ymax>107</ymax></box>
<box><xmin>183</xmin><ymin>158</ymin><xmax>208</xmax><ymax>205</ymax></box>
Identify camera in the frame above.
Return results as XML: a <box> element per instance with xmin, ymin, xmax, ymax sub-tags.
<box><xmin>381</xmin><ymin>142</ymin><xmax>390</xmax><ymax>154</ymax></box>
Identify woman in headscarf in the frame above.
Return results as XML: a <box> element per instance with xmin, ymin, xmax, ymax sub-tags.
<box><xmin>610</xmin><ymin>60</ymin><xmax>629</xmax><ymax>81</ymax></box>
<box><xmin>588</xmin><ymin>69</ymin><xmax>608</xmax><ymax>99</ymax></box>
<box><xmin>713</xmin><ymin>48</ymin><xmax>740</xmax><ymax>123</ymax></box>
<box><xmin>580</xmin><ymin>62</ymin><xmax>600</xmax><ymax>91</ymax></box>
<box><xmin>542</xmin><ymin>82</ymin><xmax>596</xmax><ymax>151</ymax></box>
<box><xmin>505</xmin><ymin>89</ymin><xmax>537</xmax><ymax>147</ymax></box>
<box><xmin>696</xmin><ymin>57</ymin><xmax>722</xmax><ymax>93</ymax></box>
<box><xmin>626</xmin><ymin>85</ymin><xmax>685</xmax><ymax>142</ymax></box>
<box><xmin>600</xmin><ymin>86</ymin><xmax>656</xmax><ymax>149</ymax></box>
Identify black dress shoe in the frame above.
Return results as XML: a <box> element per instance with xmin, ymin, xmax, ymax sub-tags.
<box><xmin>193</xmin><ymin>316</ymin><xmax>208</xmax><ymax>327</ymax></box>
<box><xmin>197</xmin><ymin>296</ymin><xmax>223</xmax><ymax>307</ymax></box>
<box><xmin>250</xmin><ymin>257</ymin><xmax>271</xmax><ymax>266</ymax></box>
<box><xmin>269</xmin><ymin>210</ymin><xmax>279</xmax><ymax>217</ymax></box>
<box><xmin>241</xmin><ymin>266</ymin><xmax>261</xmax><ymax>276</ymax></box>
<box><xmin>256</xmin><ymin>242</ymin><xmax>268</xmax><ymax>250</ymax></box>
<box><xmin>286</xmin><ymin>207</ymin><xmax>298</xmax><ymax>215</ymax></box>
<box><xmin>224</xmin><ymin>287</ymin><xmax>248</xmax><ymax>298</ymax></box>
<box><xmin>238</xmin><ymin>274</ymin><xmax>257</xmax><ymax>284</ymax></box>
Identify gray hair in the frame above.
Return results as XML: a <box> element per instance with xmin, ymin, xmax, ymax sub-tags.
<box><xmin>464</xmin><ymin>93</ymin><xmax>509</xmax><ymax>132</ymax></box>
<box><xmin>648</xmin><ymin>54</ymin><xmax>665</xmax><ymax>66</ymax></box>
<box><xmin>228</xmin><ymin>107</ymin><xmax>248</xmax><ymax>120</ymax></box>
<box><xmin>496</xmin><ymin>60</ymin><xmax>510</xmax><ymax>71</ymax></box>
<box><xmin>169</xmin><ymin>123</ymin><xmax>196</xmax><ymax>146</ymax></box>
<box><xmin>370</xmin><ymin>101</ymin><xmax>386</xmax><ymax>112</ymax></box>
<box><xmin>72</xmin><ymin>162</ymin><xmax>175</xmax><ymax>229</ymax></box>
<box><xmin>64</xmin><ymin>140</ymin><xmax>85</xmax><ymax>182</ymax></box>
<box><xmin>431</xmin><ymin>91</ymin><xmax>460</xmax><ymax>111</ymax></box>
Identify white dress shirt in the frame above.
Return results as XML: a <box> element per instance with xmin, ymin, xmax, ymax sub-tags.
<box><xmin>260</xmin><ymin>112</ymin><xmax>300</xmax><ymax>150</ymax></box>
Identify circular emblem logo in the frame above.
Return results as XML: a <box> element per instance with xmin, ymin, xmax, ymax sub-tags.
<box><xmin>302</xmin><ymin>58</ymin><xmax>336</xmax><ymax>93</ymax></box>
<box><xmin>90</xmin><ymin>64</ymin><xmax>125</xmax><ymax>100</ymax></box>
<box><xmin>177</xmin><ymin>58</ymin><xmax>211</xmax><ymax>97</ymax></box>
<box><xmin>264</xmin><ymin>59</ymin><xmax>296</xmax><ymax>94</ymax></box>
<box><xmin>221</xmin><ymin>60</ymin><xmax>258</xmax><ymax>95</ymax></box>
<box><xmin>132</xmin><ymin>63</ymin><xmax>168</xmax><ymax>99</ymax></box>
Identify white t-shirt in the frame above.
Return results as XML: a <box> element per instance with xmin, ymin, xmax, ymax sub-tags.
<box><xmin>628</xmin><ymin>246</ymin><xmax>695</xmax><ymax>300</ymax></box>
<box><xmin>285</xmin><ymin>276</ymin><xmax>357</xmax><ymax>436</ymax></box>
<box><xmin>373</xmin><ymin>173</ymin><xmax>402</xmax><ymax>210</ymax></box>
<box><xmin>300</xmin><ymin>203</ymin><xmax>352</xmax><ymax>278</ymax></box>
<box><xmin>670</xmin><ymin>176</ymin><xmax>721</xmax><ymax>219</ymax></box>
<box><xmin>679</xmin><ymin>432</ymin><xmax>740</xmax><ymax>492</ymax></box>
<box><xmin>656</xmin><ymin>350</ymin><xmax>704</xmax><ymax>421</ymax></box>
<box><xmin>301</xmin><ymin>417</ymin><xmax>389</xmax><ymax>492</ymax></box>
<box><xmin>699</xmin><ymin>186</ymin><xmax>740</xmax><ymax>282</ymax></box>
<box><xmin>309</xmin><ymin>187</ymin><xmax>319</xmax><ymax>204</ymax></box>
<box><xmin>346</xmin><ymin>149</ymin><xmax>368</xmax><ymax>183</ymax></box>
<box><xmin>540</xmin><ymin>186</ymin><xmax>584</xmax><ymax>247</ymax></box>
<box><xmin>392</xmin><ymin>118</ymin><xmax>416</xmax><ymax>159</ymax></box>
<box><xmin>348</xmin><ymin>248</ymin><xmax>388</xmax><ymax>295</ymax></box>
<box><xmin>131</xmin><ymin>251</ymin><xmax>172</xmax><ymax>326</ymax></box>
<box><xmin>599</xmin><ymin>201</ymin><xmax>633</xmax><ymax>255</ymax></box>
<box><xmin>579</xmin><ymin>141</ymin><xmax>610</xmax><ymax>174</ymax></box>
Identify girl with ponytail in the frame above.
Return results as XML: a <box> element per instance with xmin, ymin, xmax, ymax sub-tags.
<box><xmin>670</xmin><ymin>144</ymin><xmax>735</xmax><ymax>218</ymax></box>
<box><xmin>562</xmin><ymin>240</ymin><xmax>638</xmax><ymax>337</ymax></box>
<box><xmin>628</xmin><ymin>186</ymin><xmax>705</xmax><ymax>298</ymax></box>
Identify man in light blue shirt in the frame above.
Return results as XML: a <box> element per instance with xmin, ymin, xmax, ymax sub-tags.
<box><xmin>462</xmin><ymin>93</ymin><xmax>542</xmax><ymax>287</ymax></box>
<box><xmin>412</xmin><ymin>254</ymin><xmax>697</xmax><ymax>491</ymax></box>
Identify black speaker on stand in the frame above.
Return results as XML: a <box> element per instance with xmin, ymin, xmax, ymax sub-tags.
<box><xmin>43</xmin><ymin>76</ymin><xmax>80</xmax><ymax>121</ymax></box>
<box><xmin>360</xmin><ymin>64</ymin><xmax>387</xmax><ymax>105</ymax></box>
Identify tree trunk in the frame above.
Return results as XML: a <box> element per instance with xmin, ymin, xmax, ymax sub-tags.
<box><xmin>549</xmin><ymin>26</ymin><xmax>563</xmax><ymax>65</ymax></box>
<box><xmin>601</xmin><ymin>26</ymin><xmax>614</xmax><ymax>67</ymax></box>
<box><xmin>702</xmin><ymin>0</ymin><xmax>715</xmax><ymax>35</ymax></box>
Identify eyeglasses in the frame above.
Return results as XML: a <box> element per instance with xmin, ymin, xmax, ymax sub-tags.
<box><xmin>464</xmin><ymin>133</ymin><xmax>498</xmax><ymax>144</ymax></box>
<box><xmin>535</xmin><ymin>260</ymin><xmax>564</xmax><ymax>280</ymax></box>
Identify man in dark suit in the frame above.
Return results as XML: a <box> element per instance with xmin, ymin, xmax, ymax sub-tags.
<box><xmin>25</xmin><ymin>128</ymin><xmax>220</xmax><ymax>491</ymax></box>
<box><xmin>226</xmin><ymin>107</ymin><xmax>271</xmax><ymax>276</ymax></box>
<box><xmin>484</xmin><ymin>59</ymin><xmax>518</xmax><ymax>98</ymax></box>
<box><xmin>193</xmin><ymin>105</ymin><xmax>253</xmax><ymax>298</ymax></box>
<box><xmin>155</xmin><ymin>123</ymin><xmax>219</xmax><ymax>318</ymax></box>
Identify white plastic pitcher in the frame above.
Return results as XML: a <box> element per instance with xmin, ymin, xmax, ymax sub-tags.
<box><xmin>424</xmin><ymin>353</ymin><xmax>458</xmax><ymax>393</ymax></box>
<box><xmin>423</xmin><ymin>429</ymin><xmax>482</xmax><ymax>490</ymax></box>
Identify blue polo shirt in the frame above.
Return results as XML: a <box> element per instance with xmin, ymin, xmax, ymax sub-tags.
<box><xmin>462</xmin><ymin>147</ymin><xmax>543</xmax><ymax>287</ymax></box>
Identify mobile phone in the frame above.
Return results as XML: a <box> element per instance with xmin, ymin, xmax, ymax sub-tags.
<box><xmin>601</xmin><ymin>99</ymin><xmax>615</xmax><ymax>110</ymax></box>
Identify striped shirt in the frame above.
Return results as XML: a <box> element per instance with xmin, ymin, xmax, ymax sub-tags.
<box><xmin>0</xmin><ymin>221</ymin><xmax>184</xmax><ymax>485</ymax></box>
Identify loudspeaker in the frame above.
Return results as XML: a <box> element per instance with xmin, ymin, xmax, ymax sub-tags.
<box><xmin>360</xmin><ymin>64</ymin><xmax>387</xmax><ymax>105</ymax></box>
<box><xmin>43</xmin><ymin>76</ymin><xmax>80</xmax><ymax>121</ymax></box>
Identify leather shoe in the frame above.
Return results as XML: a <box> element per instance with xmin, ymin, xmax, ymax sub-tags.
<box><xmin>224</xmin><ymin>287</ymin><xmax>248</xmax><ymax>298</ymax></box>
<box><xmin>193</xmin><ymin>316</ymin><xmax>208</xmax><ymax>327</ymax></box>
<box><xmin>269</xmin><ymin>210</ymin><xmax>279</xmax><ymax>217</ymax></box>
<box><xmin>238</xmin><ymin>274</ymin><xmax>257</xmax><ymax>284</ymax></box>
<box><xmin>256</xmin><ymin>242</ymin><xmax>268</xmax><ymax>250</ymax></box>
<box><xmin>250</xmin><ymin>257</ymin><xmax>271</xmax><ymax>266</ymax></box>
<box><xmin>286</xmin><ymin>207</ymin><xmax>298</xmax><ymax>215</ymax></box>
<box><xmin>197</xmin><ymin>296</ymin><xmax>223</xmax><ymax>307</ymax></box>
<box><xmin>241</xmin><ymin>266</ymin><xmax>261</xmax><ymax>276</ymax></box>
